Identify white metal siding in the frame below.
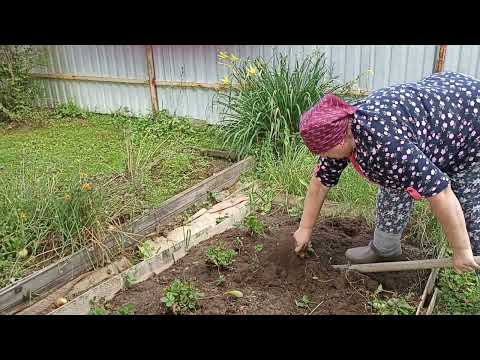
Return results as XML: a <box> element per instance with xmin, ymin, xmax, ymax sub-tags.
<box><xmin>444</xmin><ymin>45</ymin><xmax>480</xmax><ymax>78</ymax></box>
<box><xmin>34</xmin><ymin>45</ymin><xmax>480</xmax><ymax>123</ymax></box>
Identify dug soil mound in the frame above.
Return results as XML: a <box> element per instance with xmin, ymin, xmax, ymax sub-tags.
<box><xmin>106</xmin><ymin>212</ymin><xmax>428</xmax><ymax>315</ymax></box>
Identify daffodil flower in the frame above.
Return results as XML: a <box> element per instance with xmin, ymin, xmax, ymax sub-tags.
<box><xmin>80</xmin><ymin>172</ymin><xmax>88</xmax><ymax>179</ymax></box>
<box><xmin>64</xmin><ymin>194</ymin><xmax>72</xmax><ymax>203</ymax></box>
<box><xmin>19</xmin><ymin>211</ymin><xmax>28</xmax><ymax>221</ymax></box>
<box><xmin>230</xmin><ymin>54</ymin><xmax>240</xmax><ymax>63</ymax></box>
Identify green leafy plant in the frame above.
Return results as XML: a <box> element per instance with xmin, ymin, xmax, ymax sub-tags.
<box><xmin>206</xmin><ymin>244</ymin><xmax>237</xmax><ymax>269</ymax></box>
<box><xmin>244</xmin><ymin>214</ymin><xmax>265</xmax><ymax>236</ymax></box>
<box><xmin>295</xmin><ymin>295</ymin><xmax>314</xmax><ymax>309</ymax></box>
<box><xmin>161</xmin><ymin>279</ymin><xmax>202</xmax><ymax>314</ymax></box>
<box><xmin>54</xmin><ymin>102</ymin><xmax>87</xmax><ymax>120</ymax></box>
<box><xmin>369</xmin><ymin>285</ymin><xmax>416</xmax><ymax>315</ymax></box>
<box><xmin>117</xmin><ymin>110</ymin><xmax>196</xmax><ymax>142</ymax></box>
<box><xmin>137</xmin><ymin>240</ymin><xmax>156</xmax><ymax>260</ymax></box>
<box><xmin>255</xmin><ymin>244</ymin><xmax>264</xmax><ymax>253</ymax></box>
<box><xmin>215</xmin><ymin>50</ymin><xmax>362</xmax><ymax>157</ymax></box>
<box><xmin>233</xmin><ymin>236</ymin><xmax>244</xmax><ymax>250</ymax></box>
<box><xmin>125</xmin><ymin>274</ymin><xmax>137</xmax><ymax>289</ymax></box>
<box><xmin>118</xmin><ymin>303</ymin><xmax>135</xmax><ymax>315</ymax></box>
<box><xmin>247</xmin><ymin>187</ymin><xmax>275</xmax><ymax>215</ymax></box>
<box><xmin>436</xmin><ymin>269</ymin><xmax>480</xmax><ymax>315</ymax></box>
<box><xmin>89</xmin><ymin>306</ymin><xmax>110</xmax><ymax>315</ymax></box>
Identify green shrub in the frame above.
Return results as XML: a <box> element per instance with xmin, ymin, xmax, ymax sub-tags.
<box><xmin>54</xmin><ymin>102</ymin><xmax>87</xmax><ymax>120</ymax></box>
<box><xmin>0</xmin><ymin>46</ymin><xmax>46</xmax><ymax>122</ymax></box>
<box><xmin>215</xmin><ymin>50</ymin><xmax>361</xmax><ymax>157</ymax></box>
<box><xmin>117</xmin><ymin>110</ymin><xmax>196</xmax><ymax>142</ymax></box>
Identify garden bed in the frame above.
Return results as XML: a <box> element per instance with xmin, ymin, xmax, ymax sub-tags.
<box><xmin>3</xmin><ymin>155</ymin><xmax>253</xmax><ymax>314</ymax></box>
<box><xmin>105</xmin><ymin>211</ymin><xmax>429</xmax><ymax>315</ymax></box>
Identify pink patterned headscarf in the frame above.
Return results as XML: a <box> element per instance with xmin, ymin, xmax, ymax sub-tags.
<box><xmin>300</xmin><ymin>94</ymin><xmax>357</xmax><ymax>154</ymax></box>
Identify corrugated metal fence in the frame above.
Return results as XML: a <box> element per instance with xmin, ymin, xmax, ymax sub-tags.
<box><xmin>33</xmin><ymin>45</ymin><xmax>480</xmax><ymax>123</ymax></box>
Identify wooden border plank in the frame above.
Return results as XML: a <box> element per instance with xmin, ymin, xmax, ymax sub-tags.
<box><xmin>0</xmin><ymin>157</ymin><xmax>255</xmax><ymax>314</ymax></box>
<box><xmin>198</xmin><ymin>149</ymin><xmax>238</xmax><ymax>161</ymax></box>
<box><xmin>426</xmin><ymin>287</ymin><xmax>440</xmax><ymax>315</ymax></box>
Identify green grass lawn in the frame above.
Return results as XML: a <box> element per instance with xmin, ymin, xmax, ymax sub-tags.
<box><xmin>0</xmin><ymin>119</ymin><xmax>125</xmax><ymax>181</ymax></box>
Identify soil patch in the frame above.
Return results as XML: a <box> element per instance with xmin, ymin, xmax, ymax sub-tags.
<box><xmin>106</xmin><ymin>212</ymin><xmax>428</xmax><ymax>315</ymax></box>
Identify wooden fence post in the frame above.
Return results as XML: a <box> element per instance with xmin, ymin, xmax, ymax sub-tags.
<box><xmin>146</xmin><ymin>45</ymin><xmax>159</xmax><ymax>113</ymax></box>
<box><xmin>434</xmin><ymin>45</ymin><xmax>448</xmax><ymax>73</ymax></box>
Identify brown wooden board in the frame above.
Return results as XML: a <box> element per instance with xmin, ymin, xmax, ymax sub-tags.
<box><xmin>426</xmin><ymin>287</ymin><xmax>440</xmax><ymax>315</ymax></box>
<box><xmin>0</xmin><ymin>156</ymin><xmax>254</xmax><ymax>314</ymax></box>
<box><xmin>146</xmin><ymin>45</ymin><xmax>159</xmax><ymax>113</ymax></box>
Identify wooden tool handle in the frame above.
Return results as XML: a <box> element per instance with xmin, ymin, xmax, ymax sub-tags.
<box><xmin>332</xmin><ymin>256</ymin><xmax>480</xmax><ymax>273</ymax></box>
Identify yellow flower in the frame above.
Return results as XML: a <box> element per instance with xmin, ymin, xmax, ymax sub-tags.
<box><xmin>64</xmin><ymin>194</ymin><xmax>72</xmax><ymax>203</ymax></box>
<box><xmin>80</xmin><ymin>172</ymin><xmax>88</xmax><ymax>179</ymax></box>
<box><xmin>218</xmin><ymin>51</ymin><xmax>229</xmax><ymax>61</ymax></box>
<box><xmin>222</xmin><ymin>76</ymin><xmax>231</xmax><ymax>85</ymax></box>
<box><xmin>247</xmin><ymin>65</ymin><xmax>257</xmax><ymax>77</ymax></box>
<box><xmin>19</xmin><ymin>211</ymin><xmax>28</xmax><ymax>221</ymax></box>
<box><xmin>230</xmin><ymin>53</ymin><xmax>240</xmax><ymax>63</ymax></box>
<box><xmin>81</xmin><ymin>183</ymin><xmax>94</xmax><ymax>192</ymax></box>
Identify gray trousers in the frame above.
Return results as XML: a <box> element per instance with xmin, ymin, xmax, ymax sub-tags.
<box><xmin>373</xmin><ymin>166</ymin><xmax>480</xmax><ymax>258</ymax></box>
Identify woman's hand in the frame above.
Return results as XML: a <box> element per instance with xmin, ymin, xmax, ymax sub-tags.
<box><xmin>429</xmin><ymin>186</ymin><xmax>479</xmax><ymax>273</ymax></box>
<box><xmin>452</xmin><ymin>248</ymin><xmax>480</xmax><ymax>273</ymax></box>
<box><xmin>293</xmin><ymin>226</ymin><xmax>313</xmax><ymax>256</ymax></box>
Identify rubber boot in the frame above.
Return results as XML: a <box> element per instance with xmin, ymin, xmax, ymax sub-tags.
<box><xmin>345</xmin><ymin>242</ymin><xmax>402</xmax><ymax>264</ymax></box>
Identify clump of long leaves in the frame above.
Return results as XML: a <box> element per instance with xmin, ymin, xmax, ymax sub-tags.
<box><xmin>215</xmin><ymin>50</ymin><xmax>361</xmax><ymax>158</ymax></box>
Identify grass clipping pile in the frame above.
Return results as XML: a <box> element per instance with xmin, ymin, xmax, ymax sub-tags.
<box><xmin>106</xmin><ymin>212</ymin><xmax>428</xmax><ymax>315</ymax></box>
